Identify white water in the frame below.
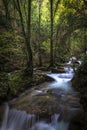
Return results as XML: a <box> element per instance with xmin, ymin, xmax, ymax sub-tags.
<box><xmin>0</xmin><ymin>64</ymin><xmax>79</xmax><ymax>130</ymax></box>
<box><xmin>46</xmin><ymin>66</ymin><xmax>74</xmax><ymax>92</ymax></box>
<box><xmin>0</xmin><ymin>104</ymin><xmax>36</xmax><ymax>130</ymax></box>
<box><xmin>0</xmin><ymin>105</ymin><xmax>69</xmax><ymax>130</ymax></box>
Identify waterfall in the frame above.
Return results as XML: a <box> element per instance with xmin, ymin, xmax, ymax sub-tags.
<box><xmin>0</xmin><ymin>61</ymin><xmax>81</xmax><ymax>130</ymax></box>
<box><xmin>46</xmin><ymin>63</ymin><xmax>74</xmax><ymax>92</ymax></box>
<box><xmin>0</xmin><ymin>105</ymin><xmax>70</xmax><ymax>130</ymax></box>
<box><xmin>46</xmin><ymin>73</ymin><xmax>73</xmax><ymax>92</ymax></box>
<box><xmin>30</xmin><ymin>122</ymin><xmax>56</xmax><ymax>130</ymax></box>
<box><xmin>0</xmin><ymin>104</ymin><xmax>36</xmax><ymax>130</ymax></box>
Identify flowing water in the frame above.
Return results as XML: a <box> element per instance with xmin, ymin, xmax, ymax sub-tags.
<box><xmin>0</xmin><ymin>105</ymin><xmax>70</xmax><ymax>130</ymax></box>
<box><xmin>0</xmin><ymin>66</ymin><xmax>81</xmax><ymax>130</ymax></box>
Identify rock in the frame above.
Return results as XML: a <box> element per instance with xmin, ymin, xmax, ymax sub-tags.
<box><xmin>9</xmin><ymin>84</ymin><xmax>81</xmax><ymax>122</ymax></box>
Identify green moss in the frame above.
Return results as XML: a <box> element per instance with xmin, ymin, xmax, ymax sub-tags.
<box><xmin>0</xmin><ymin>26</ymin><xmax>26</xmax><ymax>102</ymax></box>
<box><xmin>8</xmin><ymin>71</ymin><xmax>21</xmax><ymax>95</ymax></box>
<box><xmin>0</xmin><ymin>29</ymin><xmax>25</xmax><ymax>72</ymax></box>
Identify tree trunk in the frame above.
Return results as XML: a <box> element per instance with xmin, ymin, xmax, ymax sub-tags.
<box><xmin>16</xmin><ymin>0</ymin><xmax>33</xmax><ymax>76</ymax></box>
<box><xmin>26</xmin><ymin>0</ymin><xmax>33</xmax><ymax>76</ymax></box>
<box><xmin>2</xmin><ymin>0</ymin><xmax>11</xmax><ymax>24</ymax></box>
<box><xmin>50</xmin><ymin>0</ymin><xmax>54</xmax><ymax>67</ymax></box>
<box><xmin>38</xmin><ymin>0</ymin><xmax>42</xmax><ymax>67</ymax></box>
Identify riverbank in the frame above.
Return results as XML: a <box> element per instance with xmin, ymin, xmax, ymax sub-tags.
<box><xmin>69</xmin><ymin>56</ymin><xmax>87</xmax><ymax>130</ymax></box>
<box><xmin>0</xmin><ymin>72</ymin><xmax>82</xmax><ymax>130</ymax></box>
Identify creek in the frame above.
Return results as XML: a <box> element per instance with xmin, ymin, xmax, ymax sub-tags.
<box><xmin>0</xmin><ymin>65</ymin><xmax>82</xmax><ymax>130</ymax></box>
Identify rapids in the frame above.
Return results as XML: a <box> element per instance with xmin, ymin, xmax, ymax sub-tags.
<box><xmin>0</xmin><ymin>105</ymin><xmax>69</xmax><ymax>130</ymax></box>
<box><xmin>0</xmin><ymin>64</ymin><xmax>82</xmax><ymax>130</ymax></box>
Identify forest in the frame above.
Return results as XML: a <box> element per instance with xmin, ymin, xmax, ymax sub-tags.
<box><xmin>0</xmin><ymin>0</ymin><xmax>87</xmax><ymax>130</ymax></box>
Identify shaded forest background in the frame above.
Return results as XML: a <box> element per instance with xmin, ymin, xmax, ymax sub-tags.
<box><xmin>0</xmin><ymin>0</ymin><xmax>87</xmax><ymax>102</ymax></box>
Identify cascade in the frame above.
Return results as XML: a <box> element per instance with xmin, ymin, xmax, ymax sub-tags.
<box><xmin>46</xmin><ymin>72</ymin><xmax>73</xmax><ymax>92</ymax></box>
<box><xmin>0</xmin><ymin>62</ymin><xmax>81</xmax><ymax>130</ymax></box>
<box><xmin>46</xmin><ymin>62</ymin><xmax>74</xmax><ymax>92</ymax></box>
<box><xmin>0</xmin><ymin>105</ymin><xmax>70</xmax><ymax>130</ymax></box>
<box><xmin>0</xmin><ymin>104</ymin><xmax>36</xmax><ymax>130</ymax></box>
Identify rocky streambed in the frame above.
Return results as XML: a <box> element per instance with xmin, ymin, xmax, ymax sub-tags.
<box><xmin>0</xmin><ymin>70</ymin><xmax>84</xmax><ymax>130</ymax></box>
<box><xmin>8</xmin><ymin>81</ymin><xmax>82</xmax><ymax>121</ymax></box>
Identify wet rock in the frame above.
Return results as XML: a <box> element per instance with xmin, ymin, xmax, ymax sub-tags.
<box><xmin>9</xmin><ymin>83</ymin><xmax>81</xmax><ymax>122</ymax></box>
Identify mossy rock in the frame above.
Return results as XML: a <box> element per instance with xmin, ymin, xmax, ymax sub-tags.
<box><xmin>9</xmin><ymin>85</ymin><xmax>81</xmax><ymax>122</ymax></box>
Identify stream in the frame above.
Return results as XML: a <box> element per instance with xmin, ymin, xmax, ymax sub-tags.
<box><xmin>0</xmin><ymin>66</ymin><xmax>82</xmax><ymax>130</ymax></box>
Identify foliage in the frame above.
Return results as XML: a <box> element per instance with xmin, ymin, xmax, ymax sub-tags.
<box><xmin>0</xmin><ymin>30</ymin><xmax>24</xmax><ymax>72</ymax></box>
<box><xmin>41</xmin><ymin>39</ymin><xmax>50</xmax><ymax>53</ymax></box>
<box><xmin>0</xmin><ymin>0</ymin><xmax>87</xmax><ymax>103</ymax></box>
<box><xmin>0</xmin><ymin>14</ymin><xmax>25</xmax><ymax>102</ymax></box>
<box><xmin>8</xmin><ymin>71</ymin><xmax>22</xmax><ymax>95</ymax></box>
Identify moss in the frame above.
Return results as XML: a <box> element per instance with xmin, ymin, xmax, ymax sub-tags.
<box><xmin>8</xmin><ymin>71</ymin><xmax>22</xmax><ymax>95</ymax></box>
<box><xmin>0</xmin><ymin>26</ymin><xmax>25</xmax><ymax>102</ymax></box>
<box><xmin>0</xmin><ymin>29</ymin><xmax>25</xmax><ymax>70</ymax></box>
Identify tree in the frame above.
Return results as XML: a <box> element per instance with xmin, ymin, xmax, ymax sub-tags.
<box><xmin>38</xmin><ymin>0</ymin><xmax>43</xmax><ymax>66</ymax></box>
<box><xmin>55</xmin><ymin>0</ymin><xmax>87</xmax><ymax>61</ymax></box>
<box><xmin>2</xmin><ymin>0</ymin><xmax>11</xmax><ymax>27</ymax></box>
<box><xmin>14</xmin><ymin>0</ymin><xmax>33</xmax><ymax>76</ymax></box>
<box><xmin>49</xmin><ymin>0</ymin><xmax>54</xmax><ymax>67</ymax></box>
